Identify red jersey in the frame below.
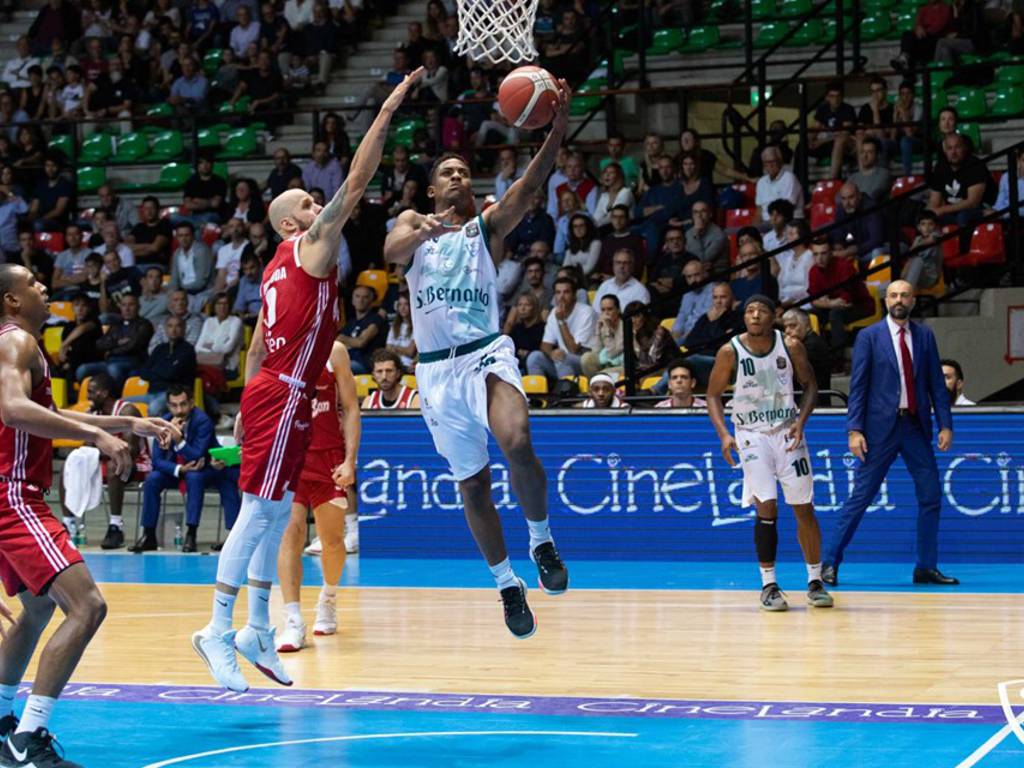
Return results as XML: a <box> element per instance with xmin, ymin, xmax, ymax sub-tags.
<box><xmin>363</xmin><ymin>385</ymin><xmax>418</xmax><ymax>410</ymax></box>
<box><xmin>308</xmin><ymin>362</ymin><xmax>345</xmax><ymax>453</ymax></box>
<box><xmin>0</xmin><ymin>325</ymin><xmax>53</xmax><ymax>490</ymax></box>
<box><xmin>258</xmin><ymin>235</ymin><xmax>339</xmax><ymax>390</ymax></box>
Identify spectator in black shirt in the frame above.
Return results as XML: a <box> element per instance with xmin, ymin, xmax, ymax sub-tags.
<box><xmin>86</xmin><ymin>294</ymin><xmax>155</xmax><ymax>391</ymax></box>
<box><xmin>135</xmin><ymin>314</ymin><xmax>197</xmax><ymax>415</ymax></box>
<box><xmin>454</xmin><ymin>68</ymin><xmax>492</xmax><ymax>137</ymax></box>
<box><xmin>856</xmin><ymin>76</ymin><xmax>897</xmax><ymax>163</ymax></box>
<box><xmin>380</xmin><ymin>146</ymin><xmax>429</xmax><ymax>210</ymax></box>
<box><xmin>53</xmin><ymin>294</ymin><xmax>103</xmax><ymax>383</ymax></box>
<box><xmin>259</xmin><ymin>1</ymin><xmax>291</xmax><ymax>71</ymax></box>
<box><xmin>85</xmin><ymin>59</ymin><xmax>134</xmax><ymax>119</ymax></box>
<box><xmin>541</xmin><ymin>8</ymin><xmax>589</xmax><ymax>85</ymax></box>
<box><xmin>127</xmin><ymin>196</ymin><xmax>173</xmax><ymax>269</ymax></box>
<box><xmin>339</xmin><ymin>284</ymin><xmax>387</xmax><ymax>374</ymax></box>
<box><xmin>782</xmin><ymin>307</ymin><xmax>832</xmax><ymax>405</ymax></box>
<box><xmin>403</xmin><ymin>21</ymin><xmax>432</xmax><ymax>66</ymax></box>
<box><xmin>99</xmin><ymin>251</ymin><xmax>142</xmax><ymax>320</ymax></box>
<box><xmin>15</xmin><ymin>230</ymin><xmax>53</xmax><ymax>288</ymax></box>
<box><xmin>807</xmin><ymin>81</ymin><xmax>857</xmax><ymax>180</ymax></box>
<box><xmin>927</xmin><ymin>132</ymin><xmax>996</xmax><ymax>250</ymax></box>
<box><xmin>265</xmin><ymin>148</ymin><xmax>303</xmax><ymax>198</ymax></box>
<box><xmin>231</xmin><ymin>50</ymin><xmax>284</xmax><ymax>124</ymax></box>
<box><xmin>508</xmin><ymin>292</ymin><xmax>546</xmax><ymax>373</ymax></box>
<box><xmin>504</xmin><ymin>190</ymin><xmax>556</xmax><ymax>259</ymax></box>
<box><xmin>28</xmin><ymin>152</ymin><xmax>72</xmax><ymax>232</ymax></box>
<box><xmin>682</xmin><ymin>282</ymin><xmax>744</xmax><ymax>384</ymax></box>
<box><xmin>181</xmin><ymin>152</ymin><xmax>227</xmax><ymax>226</ymax></box>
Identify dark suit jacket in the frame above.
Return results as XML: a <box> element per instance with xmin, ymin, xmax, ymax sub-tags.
<box><xmin>152</xmin><ymin>408</ymin><xmax>218</xmax><ymax>478</ymax></box>
<box><xmin>846</xmin><ymin>318</ymin><xmax>952</xmax><ymax>443</ymax></box>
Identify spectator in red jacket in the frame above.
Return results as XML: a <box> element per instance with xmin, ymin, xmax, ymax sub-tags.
<box><xmin>891</xmin><ymin>0</ymin><xmax>953</xmax><ymax>70</ymax></box>
<box><xmin>808</xmin><ymin>237</ymin><xmax>874</xmax><ymax>360</ymax></box>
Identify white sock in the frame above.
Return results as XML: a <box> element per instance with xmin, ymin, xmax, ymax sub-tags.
<box><xmin>488</xmin><ymin>557</ymin><xmax>519</xmax><ymax>591</ymax></box>
<box><xmin>15</xmin><ymin>695</ymin><xmax>55</xmax><ymax>734</ymax></box>
<box><xmin>247</xmin><ymin>585</ymin><xmax>271</xmax><ymax>631</ymax></box>
<box><xmin>320</xmin><ymin>583</ymin><xmax>337</xmax><ymax>600</ymax></box>
<box><xmin>109</xmin><ymin>515</ymin><xmax>123</xmax><ymax>529</ymax></box>
<box><xmin>806</xmin><ymin>562</ymin><xmax>822</xmax><ymax>583</ymax></box>
<box><xmin>759</xmin><ymin>566</ymin><xmax>777</xmax><ymax>587</ymax></box>
<box><xmin>210</xmin><ymin>589</ymin><xmax>237</xmax><ymax>633</ymax></box>
<box><xmin>526</xmin><ymin>517</ymin><xmax>553</xmax><ymax>551</ymax></box>
<box><xmin>284</xmin><ymin>601</ymin><xmax>302</xmax><ymax>625</ymax></box>
<box><xmin>0</xmin><ymin>684</ymin><xmax>17</xmax><ymax>717</ymax></box>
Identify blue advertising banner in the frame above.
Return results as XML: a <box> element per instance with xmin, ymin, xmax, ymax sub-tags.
<box><xmin>358</xmin><ymin>411</ymin><xmax>1024</xmax><ymax>562</ymax></box>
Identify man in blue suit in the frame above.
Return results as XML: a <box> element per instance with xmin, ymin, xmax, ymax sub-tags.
<box><xmin>130</xmin><ymin>383</ymin><xmax>241</xmax><ymax>554</ymax></box>
<box><xmin>823</xmin><ymin>280</ymin><xmax>957</xmax><ymax>585</ymax></box>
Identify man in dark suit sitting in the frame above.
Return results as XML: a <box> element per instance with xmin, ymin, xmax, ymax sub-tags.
<box><xmin>822</xmin><ymin>280</ymin><xmax>956</xmax><ymax>586</ymax></box>
<box><xmin>130</xmin><ymin>384</ymin><xmax>240</xmax><ymax>553</ymax></box>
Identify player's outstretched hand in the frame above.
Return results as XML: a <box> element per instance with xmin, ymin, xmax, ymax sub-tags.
<box><xmin>785</xmin><ymin>423</ymin><xmax>804</xmax><ymax>451</ymax></box>
<box><xmin>382</xmin><ymin>66</ymin><xmax>426</xmax><ymax>113</ymax></box>
<box><xmin>131</xmin><ymin>417</ymin><xmax>183</xmax><ymax>449</ymax></box>
<box><xmin>848</xmin><ymin>430</ymin><xmax>868</xmax><ymax>461</ymax></box>
<box><xmin>720</xmin><ymin>434</ymin><xmax>739</xmax><ymax>468</ymax></box>
<box><xmin>419</xmin><ymin>206</ymin><xmax>456</xmax><ymax>240</ymax></box>
<box><xmin>96</xmin><ymin>431</ymin><xmax>133</xmax><ymax>481</ymax></box>
<box><xmin>552</xmin><ymin>78</ymin><xmax>572</xmax><ymax>133</ymax></box>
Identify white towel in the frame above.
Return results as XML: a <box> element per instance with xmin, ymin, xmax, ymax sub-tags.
<box><xmin>63</xmin><ymin>447</ymin><xmax>103</xmax><ymax>519</ymax></box>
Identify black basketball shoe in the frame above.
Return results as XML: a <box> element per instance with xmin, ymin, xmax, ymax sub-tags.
<box><xmin>529</xmin><ymin>542</ymin><xmax>569</xmax><ymax>595</ymax></box>
<box><xmin>0</xmin><ymin>727</ymin><xmax>82</xmax><ymax>767</ymax></box>
<box><xmin>500</xmin><ymin>578</ymin><xmax>536</xmax><ymax>639</ymax></box>
<box><xmin>100</xmin><ymin>525</ymin><xmax>124</xmax><ymax>550</ymax></box>
<box><xmin>0</xmin><ymin>713</ymin><xmax>17</xmax><ymax>740</ymax></box>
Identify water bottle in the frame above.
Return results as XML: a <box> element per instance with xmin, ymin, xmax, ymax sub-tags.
<box><xmin>174</xmin><ymin>524</ymin><xmax>183</xmax><ymax>550</ymax></box>
<box><xmin>72</xmin><ymin>525</ymin><xmax>83</xmax><ymax>547</ymax></box>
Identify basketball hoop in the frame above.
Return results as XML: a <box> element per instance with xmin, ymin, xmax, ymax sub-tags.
<box><xmin>454</xmin><ymin>0</ymin><xmax>540</xmax><ymax>65</ymax></box>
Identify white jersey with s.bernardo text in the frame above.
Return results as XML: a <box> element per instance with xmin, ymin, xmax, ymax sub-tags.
<box><xmin>729</xmin><ymin>330</ymin><xmax>799</xmax><ymax>433</ymax></box>
<box><xmin>405</xmin><ymin>214</ymin><xmax>499</xmax><ymax>353</ymax></box>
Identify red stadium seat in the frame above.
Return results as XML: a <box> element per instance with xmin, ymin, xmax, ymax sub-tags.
<box><xmin>725</xmin><ymin>208</ymin><xmax>754</xmax><ymax>228</ymax></box>
<box><xmin>728</xmin><ymin>233</ymin><xmax>738</xmax><ymax>265</ymax></box>
<box><xmin>34</xmin><ymin>232</ymin><xmax>64</xmax><ymax>253</ymax></box>
<box><xmin>810</xmin><ymin>203</ymin><xmax>834</xmax><ymax>231</ymax></box>
<box><xmin>729</xmin><ymin>182</ymin><xmax>756</xmax><ymax>208</ymax></box>
<box><xmin>940</xmin><ymin>225</ymin><xmax>962</xmax><ymax>265</ymax></box>
<box><xmin>967</xmin><ymin>223</ymin><xmax>1006</xmax><ymax>266</ymax></box>
<box><xmin>811</xmin><ymin>179</ymin><xmax>842</xmax><ymax>206</ymax></box>
<box><xmin>160</xmin><ymin>205</ymin><xmax>187</xmax><ymax>219</ymax></box>
<box><xmin>201</xmin><ymin>223</ymin><xmax>222</xmax><ymax>247</ymax></box>
<box><xmin>891</xmin><ymin>175</ymin><xmax>925</xmax><ymax>198</ymax></box>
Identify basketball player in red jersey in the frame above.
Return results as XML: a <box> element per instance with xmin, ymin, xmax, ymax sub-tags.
<box><xmin>192</xmin><ymin>68</ymin><xmax>425</xmax><ymax>693</ymax></box>
<box><xmin>0</xmin><ymin>264</ymin><xmax>179</xmax><ymax>767</ymax></box>
<box><xmin>276</xmin><ymin>340</ymin><xmax>359</xmax><ymax>651</ymax></box>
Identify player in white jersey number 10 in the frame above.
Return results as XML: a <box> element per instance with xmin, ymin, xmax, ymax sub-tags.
<box><xmin>706</xmin><ymin>295</ymin><xmax>834</xmax><ymax>612</ymax></box>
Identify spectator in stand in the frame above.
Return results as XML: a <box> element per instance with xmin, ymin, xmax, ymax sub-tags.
<box><xmin>681</xmin><ymin>282</ymin><xmax>743</xmax><ymax>383</ymax></box>
<box><xmin>364</xmin><ymin>48</ymin><xmax>411</xmax><ymax>114</ymax></box>
<box><xmin>782</xmin><ymin>307</ymin><xmax>832</xmax><ymax>403</ymax></box>
<box><xmin>97</xmin><ymin>184</ymin><xmax>139</xmax><ymax>235</ymax></box>
<box><xmin>494</xmin><ymin>147</ymin><xmax>523</xmax><ymax>200</ymax></box>
<box><xmin>856</xmin><ymin>77</ymin><xmax>897</xmax><ymax>163</ymax></box>
<box><xmin>266</xmin><ymin>148</ymin><xmax>304</xmax><ymax>198</ymax></box>
<box><xmin>187</xmin><ymin>0</ymin><xmax>221</xmax><ymax>50</ymax></box>
<box><xmin>80</xmin><ymin>37</ymin><xmax>107</xmax><ymax>84</ymax></box>
<box><xmin>731</xmin><ymin>241</ymin><xmax>779</xmax><ymax>305</ymax></box>
<box><xmin>362</xmin><ymin>348</ymin><xmax>421</xmax><ymax>409</ymax></box>
<box><xmin>579</xmin><ymin>372</ymin><xmax>627</xmax><ymax>409</ymax></box>
<box><xmin>808</xmin><ymin>237</ymin><xmax>874</xmax><ymax>357</ymax></box>
<box><xmin>425</xmin><ymin>0</ymin><xmax>448</xmax><ymax>40</ymax></box>
<box><xmin>927</xmin><ymin>132</ymin><xmax>996</xmax><ymax>250</ymax></box>
<box><xmin>672</xmin><ymin>259</ymin><xmax>712</xmax><ymax>343</ymax></box>
<box><xmin>596</xmin><ymin>248</ymin><xmax>650</xmax><ymax>307</ymax></box>
<box><xmin>638</xmin><ymin>133</ymin><xmax>665</xmax><ymax>196</ymax></box>
<box><xmin>15</xmin><ymin>231</ymin><xmax>53</xmax><ymax>289</ymax></box>
<box><xmin>746</xmin><ymin>121</ymin><xmax>794</xmax><ymax>179</ymax></box>
<box><xmin>386</xmin><ymin>292</ymin><xmax>417</xmax><ymax>370</ymax></box>
<box><xmin>773</xmin><ymin>219</ymin><xmax>814</xmax><ymax>306</ymax></box>
<box><xmin>456</xmin><ymin>68</ymin><xmax>495</xmax><ymax>140</ymax></box>
<box><xmin>52</xmin><ymin>294</ymin><xmax>103</xmax><ymax>383</ymax></box>
<box><xmin>339</xmin><ymin>284</ymin><xmax>387</xmax><ymax>374</ymax></box>
<box><xmin>505</xmin><ymin>189</ymin><xmax>556</xmax><ymax>258</ymax></box>
<box><xmin>303</xmin><ymin>1</ymin><xmax>337</xmax><ymax>93</ymax></box>
<box><xmin>902</xmin><ymin>209</ymin><xmax>943</xmax><ymax>289</ymax></box>
<box><xmin>541</xmin><ymin>8</ymin><xmax>589</xmax><ymax>85</ymax></box>
<box><xmin>150</xmin><ymin>289</ymin><xmax>203</xmax><ymax>352</ymax></box>
<box><xmin>630</xmin><ymin>301</ymin><xmax>675</xmax><ymax>375</ymax></box>
<box><xmin>754</xmin><ymin>146</ymin><xmax>805</xmax><ymax>223</ymax></box>
<box><xmin>259</xmin><ymin>1</ymin><xmax>291</xmax><ymax>72</ymax></box>
<box><xmin>168</xmin><ymin>55</ymin><xmax>208</xmax><ymax>112</ymax></box>
<box><xmin>195</xmin><ymin>292</ymin><xmax>244</xmax><ymax>389</ymax></box>
<box><xmin>52</xmin><ymin>224</ymin><xmax>93</xmax><ymax>298</ymax></box>
<box><xmin>545</xmin><ymin>146</ymin><xmax>571</xmax><ymax>218</ymax></box>
<box><xmin>181</xmin><ymin>153</ymin><xmax>227</xmax><ymax>227</ymax></box>
<box><xmin>0</xmin><ymin>188</ymin><xmax>26</xmax><ymax>257</ymax></box>
<box><xmin>87</xmin><ymin>294</ymin><xmax>154</xmax><ymax>390</ymax></box>
<box><xmin>28</xmin><ymin>152</ymin><xmax>72</xmax><ymax>232</ymax></box>
<box><xmin>894</xmin><ymin>81</ymin><xmax>923</xmax><ymax>176</ymax></box>
<box><xmin>686</xmin><ymin>200</ymin><xmax>728</xmax><ymax>275</ymax></box>
<box><xmin>507</xmin><ymin>292</ymin><xmax>546</xmax><ymax>373</ymax></box>
<box><xmin>127</xmin><ymin>196</ymin><xmax>173</xmax><ymax>269</ymax></box>
<box><xmin>601</xmin><ymin>133</ymin><xmax>640</xmax><ymax>187</ymax></box>
<box><xmin>284</xmin><ymin>0</ymin><xmax>314</xmax><ymax>31</ymax></box>
<box><xmin>562</xmin><ymin>214</ymin><xmax>602</xmax><ymax>278</ymax></box>
<box><xmin>678</xmin><ymin>128</ymin><xmax>746</xmax><ymax>187</ymax></box>
<box><xmin>937</xmin><ymin>106</ymin><xmax>961</xmax><ymax>145</ymax></box>
<box><xmin>85</xmin><ymin>58</ymin><xmax>135</xmax><ymax>121</ymax></box>
<box><xmin>380</xmin><ymin>145</ymin><xmax>428</xmax><ymax>211</ymax></box>
<box><xmin>935</xmin><ymin>0</ymin><xmax>987</xmax><ymax>64</ymax></box>
<box><xmin>510</xmin><ymin>256</ymin><xmax>553</xmax><ymax>317</ymax></box>
<box><xmin>807</xmin><ymin>81</ymin><xmax>857</xmax><ymax>181</ymax></box>
<box><xmin>763</xmin><ymin>199</ymin><xmax>794</xmax><ymax>254</ymax></box>
<box><xmin>139</xmin><ymin>266</ymin><xmax>170</xmax><ymax>327</ymax></box>
<box><xmin>553</xmin><ymin>189</ymin><xmax>585</xmax><ymax>259</ymax></box>
<box><xmin>849</xmin><ymin>137</ymin><xmax>892</xmax><ymax>203</ymax></box>
<box><xmin>232</xmin><ymin>252</ymin><xmax>262</xmax><ymax>321</ymax></box>
<box><xmin>892</xmin><ymin>0</ymin><xmax>954</xmax><ymax>70</ymax></box>
<box><xmin>0</xmin><ymin>93</ymin><xmax>28</xmax><ymax>143</ymax></box>
<box><xmin>941</xmin><ymin>358</ymin><xmax>975</xmax><ymax>404</ymax></box>
<box><xmin>995</xmin><ymin>151</ymin><xmax>1024</xmax><ymax>218</ymax></box>
<box><xmin>830</xmin><ymin>182</ymin><xmax>887</xmax><ymax>267</ymax></box>
<box><xmin>135</xmin><ymin>315</ymin><xmax>198</xmax><ymax>415</ymax></box>
<box><xmin>229</xmin><ymin>5</ymin><xmax>261</xmax><ymax>58</ymax></box>
<box><xmin>418</xmin><ymin>48</ymin><xmax>449</xmax><ymax>103</ymax></box>
<box><xmin>247</xmin><ymin>220</ymin><xmax>271</xmax><ymax>262</ymax></box>
<box><xmin>597</xmin><ymin>204</ymin><xmax>647</xmax><ymax>282</ymax></box>
<box><xmin>79</xmin><ymin>253</ymin><xmax>105</xmax><ymax>305</ymax></box>
<box><xmin>221</xmin><ymin>178</ymin><xmax>266</xmax><ymax>225</ymax></box>
<box><xmin>528</xmin><ymin>276</ymin><xmax>596</xmax><ymax>381</ymax></box>
<box><xmin>2</xmin><ymin>36</ymin><xmax>39</xmax><ymax>90</ymax></box>
<box><xmin>533</xmin><ymin>0</ymin><xmax>560</xmax><ymax>49</ymax></box>
<box><xmin>677</xmin><ymin>152</ymin><xmax>716</xmax><ymax>224</ymax></box>
<box><xmin>169</xmin><ymin>222</ymin><xmax>215</xmax><ymax>313</ymax></box>
<box><xmin>580</xmin><ymin>294</ymin><xmax>624</xmax><ymax>377</ymax></box>
<box><xmin>655</xmin><ymin>362</ymin><xmax>706</xmax><ymax>409</ymax></box>
<box><xmin>99</xmin><ymin>251</ymin><xmax>142</xmax><ymax>320</ymax></box>
<box><xmin>402</xmin><ymin>21</ymin><xmax>431</xmax><ymax>67</ymax></box>
<box><xmin>635</xmin><ymin>155</ymin><xmax>687</xmax><ymax>254</ymax></box>
<box><xmin>592</xmin><ymin>162</ymin><xmax>635</xmax><ymax>229</ymax></box>
<box><xmin>214</xmin><ymin>219</ymin><xmax>251</xmax><ymax>292</ymax></box>
<box><xmin>29</xmin><ymin>0</ymin><xmax>83</xmax><ymax>56</ymax></box>
<box><xmin>556</xmin><ymin>153</ymin><xmax>598</xmax><ymax>216</ymax></box>
<box><xmin>302</xmin><ymin>141</ymin><xmax>345</xmax><ymax>202</ymax></box>
<box><xmin>21</xmin><ymin>65</ymin><xmax>49</xmax><ymax>122</ymax></box>
<box><xmin>232</xmin><ymin>50</ymin><xmax>284</xmax><ymax>121</ymax></box>
<box><xmin>647</xmin><ymin>225</ymin><xmax>691</xmax><ymax>317</ymax></box>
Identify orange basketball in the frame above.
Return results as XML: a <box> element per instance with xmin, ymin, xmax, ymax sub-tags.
<box><xmin>498</xmin><ymin>66</ymin><xmax>560</xmax><ymax>130</ymax></box>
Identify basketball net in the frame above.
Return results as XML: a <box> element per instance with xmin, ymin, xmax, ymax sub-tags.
<box><xmin>454</xmin><ymin>0</ymin><xmax>539</xmax><ymax>64</ymax></box>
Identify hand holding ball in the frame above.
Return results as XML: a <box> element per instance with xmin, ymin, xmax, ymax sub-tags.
<box><xmin>498</xmin><ymin>66</ymin><xmax>562</xmax><ymax>130</ymax></box>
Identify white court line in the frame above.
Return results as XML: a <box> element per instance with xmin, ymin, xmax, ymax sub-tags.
<box><xmin>956</xmin><ymin>709</ymin><xmax>1024</xmax><ymax>768</ymax></box>
<box><xmin>141</xmin><ymin>730</ymin><xmax>638</xmax><ymax>767</ymax></box>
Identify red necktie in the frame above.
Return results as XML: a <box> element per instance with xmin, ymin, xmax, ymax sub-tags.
<box><xmin>899</xmin><ymin>327</ymin><xmax>917</xmax><ymax>414</ymax></box>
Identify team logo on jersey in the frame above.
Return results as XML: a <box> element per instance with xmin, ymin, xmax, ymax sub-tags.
<box><xmin>776</xmin><ymin>357</ymin><xmax>786</xmax><ymax>369</ymax></box>
<box><xmin>465</xmin><ymin>222</ymin><xmax>480</xmax><ymax>238</ymax></box>
<box><xmin>294</xmin><ymin>420</ymin><xmax>310</xmax><ymax>431</ymax></box>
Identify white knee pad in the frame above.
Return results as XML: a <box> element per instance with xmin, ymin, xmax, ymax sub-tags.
<box><xmin>215</xmin><ymin>492</ymin><xmax>285</xmax><ymax>589</ymax></box>
<box><xmin>247</xmin><ymin>491</ymin><xmax>294</xmax><ymax>584</ymax></box>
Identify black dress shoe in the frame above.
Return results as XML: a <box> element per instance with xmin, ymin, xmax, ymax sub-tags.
<box><xmin>182</xmin><ymin>529</ymin><xmax>197</xmax><ymax>553</ymax></box>
<box><xmin>913</xmin><ymin>568</ymin><xmax>959</xmax><ymax>585</ymax></box>
<box><xmin>210</xmin><ymin>541</ymin><xmax>225</xmax><ymax>552</ymax></box>
<box><xmin>822</xmin><ymin>563</ymin><xmax>838</xmax><ymax>586</ymax></box>
<box><xmin>128</xmin><ymin>531</ymin><xmax>158</xmax><ymax>553</ymax></box>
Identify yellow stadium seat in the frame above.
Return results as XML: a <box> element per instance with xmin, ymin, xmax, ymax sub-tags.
<box><xmin>76</xmin><ymin>376</ymin><xmax>92</xmax><ymax>406</ymax></box>
<box><xmin>640</xmin><ymin>375</ymin><xmax>662</xmax><ymax>391</ymax></box>
<box><xmin>133</xmin><ymin>402</ymin><xmax>149</xmax><ymax>417</ymax></box>
<box><xmin>49</xmin><ymin>302</ymin><xmax>74</xmax><ymax>322</ymax></box>
<box><xmin>660</xmin><ymin>317</ymin><xmax>674</xmax><ymax>331</ymax></box>
<box><xmin>43</xmin><ymin>327</ymin><xmax>63</xmax><ymax>359</ymax></box>
<box><xmin>227</xmin><ymin>350</ymin><xmax>246</xmax><ymax>390</ymax></box>
<box><xmin>587</xmin><ymin>290</ymin><xmax>596</xmax><ymax>305</ymax></box>
<box><xmin>865</xmin><ymin>254</ymin><xmax>892</xmax><ymax>290</ymax></box>
<box><xmin>845</xmin><ymin>285</ymin><xmax>884</xmax><ymax>332</ymax></box>
<box><xmin>243</xmin><ymin>324</ymin><xmax>253</xmax><ymax>348</ymax></box>
<box><xmin>51</xmin><ymin>377</ymin><xmax>69</xmax><ymax>409</ymax></box>
<box><xmin>121</xmin><ymin>377</ymin><xmax>150</xmax><ymax>398</ymax></box>
<box><xmin>53</xmin><ymin>401</ymin><xmax>90</xmax><ymax>448</ymax></box>
<box><xmin>561</xmin><ymin>375</ymin><xmax>589</xmax><ymax>394</ymax></box>
<box><xmin>522</xmin><ymin>375</ymin><xmax>548</xmax><ymax>394</ymax></box>
<box><xmin>915</xmin><ymin>271</ymin><xmax>946</xmax><ymax>299</ymax></box>
<box><xmin>356</xmin><ymin>270</ymin><xmax>389</xmax><ymax>307</ymax></box>
<box><xmin>354</xmin><ymin>374</ymin><xmax>376</xmax><ymax>399</ymax></box>
<box><xmin>193</xmin><ymin>378</ymin><xmax>204</xmax><ymax>411</ymax></box>
<box><xmin>402</xmin><ymin>374</ymin><xmax>417</xmax><ymax>390</ymax></box>
<box><xmin>809</xmin><ymin>313</ymin><xmax>821</xmax><ymax>335</ymax></box>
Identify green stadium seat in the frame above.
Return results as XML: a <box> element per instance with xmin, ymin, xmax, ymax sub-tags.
<box><xmin>216</xmin><ymin>127</ymin><xmax>257</xmax><ymax>159</ymax></box>
<box><xmin>862</xmin><ymin>0</ymin><xmax>896</xmax><ymax>10</ymax></box>
<box><xmin>989</xmin><ymin>85</ymin><xmax>1024</xmax><ymax>116</ymax></box>
<box><xmin>778</xmin><ymin>0</ymin><xmax>811</xmax><ymax>18</ymax></box>
<box><xmin>928</xmin><ymin>90</ymin><xmax>950</xmax><ymax>118</ymax></box>
<box><xmin>569</xmin><ymin>78</ymin><xmax>606</xmax><ymax>117</ymax></box>
<box><xmin>996</xmin><ymin>64</ymin><xmax>1024</xmax><ymax>87</ymax></box>
<box><xmin>47</xmin><ymin>134</ymin><xmax>73</xmax><ymax>160</ymax></box>
<box><xmin>218</xmin><ymin>95</ymin><xmax>252</xmax><ymax>115</ymax></box>
<box><xmin>646</xmin><ymin>28</ymin><xmax>685</xmax><ymax>56</ymax></box>
<box><xmin>789</xmin><ymin>19</ymin><xmax>823</xmax><ymax>46</ymax></box>
<box><xmin>859</xmin><ymin>13</ymin><xmax>892</xmax><ymax>41</ymax></box>
<box><xmin>754</xmin><ymin>21</ymin><xmax>789</xmax><ymax>48</ymax></box>
<box><xmin>752</xmin><ymin>0</ymin><xmax>775</xmax><ymax>20</ymax></box>
<box><xmin>154</xmin><ymin>162</ymin><xmax>192</xmax><ymax>191</ymax></box>
<box><xmin>957</xmin><ymin>122</ymin><xmax>982</xmax><ymax>150</ymax></box>
<box><xmin>822</xmin><ymin>17</ymin><xmax>852</xmax><ymax>43</ymax></box>
<box><xmin>79</xmin><ymin>133</ymin><xmax>113</xmax><ymax>164</ymax></box>
<box><xmin>202</xmin><ymin>48</ymin><xmax>223</xmax><ymax>78</ymax></box>
<box><xmin>197</xmin><ymin>128</ymin><xmax>220</xmax><ymax>149</ymax></box>
<box><xmin>110</xmin><ymin>132</ymin><xmax>148</xmax><ymax>164</ymax></box>
<box><xmin>961</xmin><ymin>53</ymin><xmax>985</xmax><ymax>65</ymax></box>
<box><xmin>145</xmin><ymin>103</ymin><xmax>173</xmax><ymax>118</ymax></box>
<box><xmin>678</xmin><ymin>25</ymin><xmax>720</xmax><ymax>52</ymax></box>
<box><xmin>212</xmin><ymin>161</ymin><xmax>229</xmax><ymax>181</ymax></box>
<box><xmin>77</xmin><ymin>166</ymin><xmax>106</xmax><ymax>193</ymax></box>
<box><xmin>890</xmin><ymin>9</ymin><xmax>916</xmax><ymax>37</ymax></box>
<box><xmin>146</xmin><ymin>130</ymin><xmax>184</xmax><ymax>161</ymax></box>
<box><xmin>954</xmin><ymin>88</ymin><xmax>987</xmax><ymax>119</ymax></box>
<box><xmin>707</xmin><ymin>0</ymin><xmax>732</xmax><ymax>20</ymax></box>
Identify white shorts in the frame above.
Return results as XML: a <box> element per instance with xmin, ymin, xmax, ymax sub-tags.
<box><xmin>735</xmin><ymin>425</ymin><xmax>814</xmax><ymax>508</ymax></box>
<box><xmin>416</xmin><ymin>335</ymin><xmax>527</xmax><ymax>481</ymax></box>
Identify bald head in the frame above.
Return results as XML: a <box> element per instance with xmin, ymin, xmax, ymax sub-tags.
<box><xmin>268</xmin><ymin>188</ymin><xmax>317</xmax><ymax>237</ymax></box>
<box><xmin>887</xmin><ymin>279</ymin><xmax>913</xmax><ymax>296</ymax></box>
<box><xmin>839</xmin><ymin>181</ymin><xmax>861</xmax><ymax>213</ymax></box>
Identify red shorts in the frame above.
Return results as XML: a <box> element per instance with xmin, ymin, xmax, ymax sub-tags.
<box><xmin>238</xmin><ymin>373</ymin><xmax>313</xmax><ymax>500</ymax></box>
<box><xmin>294</xmin><ymin>450</ymin><xmax>348</xmax><ymax>510</ymax></box>
<box><xmin>0</xmin><ymin>483</ymin><xmax>83</xmax><ymax>596</ymax></box>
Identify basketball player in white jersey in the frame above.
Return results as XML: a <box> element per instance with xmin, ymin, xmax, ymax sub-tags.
<box><xmin>382</xmin><ymin>81</ymin><xmax>573</xmax><ymax>639</ymax></box>
<box><xmin>706</xmin><ymin>295</ymin><xmax>834</xmax><ymax>611</ymax></box>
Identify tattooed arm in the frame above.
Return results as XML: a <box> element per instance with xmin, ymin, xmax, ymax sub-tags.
<box><xmin>299</xmin><ymin>68</ymin><xmax>425</xmax><ymax>278</ymax></box>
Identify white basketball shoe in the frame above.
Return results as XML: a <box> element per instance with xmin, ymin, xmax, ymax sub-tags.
<box><xmin>235</xmin><ymin>625</ymin><xmax>294</xmax><ymax>686</ymax></box>
<box><xmin>192</xmin><ymin>627</ymin><xmax>249</xmax><ymax>692</ymax></box>
<box><xmin>276</xmin><ymin>618</ymin><xmax>307</xmax><ymax>653</ymax></box>
<box><xmin>313</xmin><ymin>595</ymin><xmax>337</xmax><ymax>636</ymax></box>
<box><xmin>344</xmin><ymin>516</ymin><xmax>359</xmax><ymax>554</ymax></box>
<box><xmin>304</xmin><ymin>537</ymin><xmax>322</xmax><ymax>556</ymax></box>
